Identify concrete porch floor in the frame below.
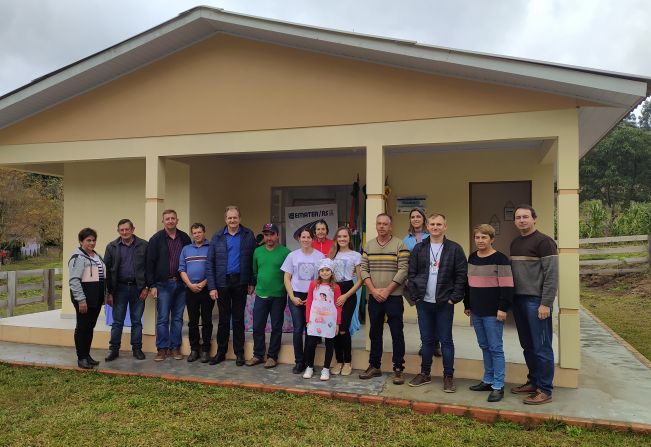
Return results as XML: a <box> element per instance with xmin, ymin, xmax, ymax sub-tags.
<box><xmin>0</xmin><ymin>308</ymin><xmax>567</xmax><ymax>385</ymax></box>
<box><xmin>1</xmin><ymin>310</ymin><xmax>650</xmax><ymax>428</ymax></box>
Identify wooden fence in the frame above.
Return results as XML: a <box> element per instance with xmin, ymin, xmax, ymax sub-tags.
<box><xmin>579</xmin><ymin>234</ymin><xmax>650</xmax><ymax>275</ymax></box>
<box><xmin>0</xmin><ymin>268</ymin><xmax>62</xmax><ymax>317</ymax></box>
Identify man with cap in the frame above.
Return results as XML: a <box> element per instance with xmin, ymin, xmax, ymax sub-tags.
<box><xmin>245</xmin><ymin>223</ymin><xmax>291</xmax><ymax>368</ymax></box>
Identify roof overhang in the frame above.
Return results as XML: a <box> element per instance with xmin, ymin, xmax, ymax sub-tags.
<box><xmin>1</xmin><ymin>6</ymin><xmax>649</xmax><ymax>157</ymax></box>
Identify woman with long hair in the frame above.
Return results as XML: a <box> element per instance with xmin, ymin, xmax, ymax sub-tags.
<box><xmin>328</xmin><ymin>226</ymin><xmax>363</xmax><ymax>376</ymax></box>
<box><xmin>281</xmin><ymin>228</ymin><xmax>325</xmax><ymax>374</ymax></box>
<box><xmin>403</xmin><ymin>208</ymin><xmax>428</xmax><ymax>251</ymax></box>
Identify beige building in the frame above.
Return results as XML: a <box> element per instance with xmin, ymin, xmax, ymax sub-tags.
<box><xmin>1</xmin><ymin>7</ymin><xmax>649</xmax><ymax>386</ymax></box>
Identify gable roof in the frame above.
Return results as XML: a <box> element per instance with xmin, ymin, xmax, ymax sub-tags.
<box><xmin>1</xmin><ymin>6</ymin><xmax>649</xmax><ymax>156</ymax></box>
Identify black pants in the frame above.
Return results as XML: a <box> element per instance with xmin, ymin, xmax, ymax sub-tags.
<box><xmin>72</xmin><ymin>300</ymin><xmax>102</xmax><ymax>361</ymax></box>
<box><xmin>368</xmin><ymin>294</ymin><xmax>405</xmax><ymax>370</ymax></box>
<box><xmin>252</xmin><ymin>295</ymin><xmax>286</xmax><ymax>360</ymax></box>
<box><xmin>216</xmin><ymin>279</ymin><xmax>247</xmax><ymax>357</ymax></box>
<box><xmin>186</xmin><ymin>288</ymin><xmax>215</xmax><ymax>352</ymax></box>
<box><xmin>334</xmin><ymin>280</ymin><xmax>356</xmax><ymax>363</ymax></box>
<box><xmin>304</xmin><ymin>335</ymin><xmax>334</xmax><ymax>368</ymax></box>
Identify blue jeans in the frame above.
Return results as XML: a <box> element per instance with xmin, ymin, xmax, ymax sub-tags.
<box><xmin>155</xmin><ymin>280</ymin><xmax>186</xmax><ymax>350</ymax></box>
<box><xmin>252</xmin><ymin>295</ymin><xmax>286</xmax><ymax>360</ymax></box>
<box><xmin>109</xmin><ymin>283</ymin><xmax>145</xmax><ymax>351</ymax></box>
<box><xmin>368</xmin><ymin>295</ymin><xmax>405</xmax><ymax>370</ymax></box>
<box><xmin>416</xmin><ymin>300</ymin><xmax>454</xmax><ymax>376</ymax></box>
<box><xmin>471</xmin><ymin>313</ymin><xmax>505</xmax><ymax>390</ymax></box>
<box><xmin>512</xmin><ymin>295</ymin><xmax>555</xmax><ymax>395</ymax></box>
<box><xmin>287</xmin><ymin>292</ymin><xmax>307</xmax><ymax>364</ymax></box>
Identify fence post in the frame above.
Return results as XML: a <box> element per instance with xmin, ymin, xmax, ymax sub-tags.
<box><xmin>7</xmin><ymin>271</ymin><xmax>16</xmax><ymax>317</ymax></box>
<box><xmin>44</xmin><ymin>268</ymin><xmax>56</xmax><ymax>310</ymax></box>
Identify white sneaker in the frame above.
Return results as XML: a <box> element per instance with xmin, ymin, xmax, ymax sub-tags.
<box><xmin>320</xmin><ymin>368</ymin><xmax>331</xmax><ymax>381</ymax></box>
<box><xmin>303</xmin><ymin>366</ymin><xmax>314</xmax><ymax>379</ymax></box>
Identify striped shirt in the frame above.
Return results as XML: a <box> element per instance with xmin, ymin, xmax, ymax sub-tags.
<box><xmin>360</xmin><ymin>237</ymin><xmax>409</xmax><ymax>295</ymax></box>
<box><xmin>510</xmin><ymin>230</ymin><xmax>558</xmax><ymax>307</ymax></box>
<box><xmin>465</xmin><ymin>251</ymin><xmax>513</xmax><ymax>316</ymax></box>
<box><xmin>178</xmin><ymin>241</ymin><xmax>210</xmax><ymax>283</ymax></box>
<box><xmin>166</xmin><ymin>233</ymin><xmax>184</xmax><ymax>278</ymax></box>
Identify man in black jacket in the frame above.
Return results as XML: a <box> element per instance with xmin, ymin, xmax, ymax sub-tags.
<box><xmin>146</xmin><ymin>209</ymin><xmax>192</xmax><ymax>362</ymax></box>
<box><xmin>407</xmin><ymin>213</ymin><xmax>467</xmax><ymax>392</ymax></box>
<box><xmin>206</xmin><ymin>205</ymin><xmax>256</xmax><ymax>366</ymax></box>
<box><xmin>104</xmin><ymin>219</ymin><xmax>148</xmax><ymax>361</ymax></box>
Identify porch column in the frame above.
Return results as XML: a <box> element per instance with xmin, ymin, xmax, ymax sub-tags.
<box><xmin>143</xmin><ymin>155</ymin><xmax>166</xmax><ymax>335</ymax></box>
<box><xmin>365</xmin><ymin>144</ymin><xmax>385</xmax><ymax>238</ymax></box>
<box><xmin>364</xmin><ymin>144</ymin><xmax>385</xmax><ymax>350</ymax></box>
<box><xmin>556</xmin><ymin>132</ymin><xmax>581</xmax><ymax>370</ymax></box>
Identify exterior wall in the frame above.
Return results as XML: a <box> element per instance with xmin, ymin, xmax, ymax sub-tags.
<box><xmin>0</xmin><ymin>35</ymin><xmax>592</xmax><ymax>146</ymax></box>
<box><xmin>61</xmin><ymin>158</ymin><xmax>189</xmax><ymax>317</ymax></box>
<box><xmin>386</xmin><ymin>148</ymin><xmax>554</xmax><ymax>321</ymax></box>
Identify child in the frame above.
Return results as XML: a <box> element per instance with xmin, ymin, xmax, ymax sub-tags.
<box><xmin>303</xmin><ymin>258</ymin><xmax>342</xmax><ymax>381</ymax></box>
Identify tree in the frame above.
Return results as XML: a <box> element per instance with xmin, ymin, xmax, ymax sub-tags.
<box><xmin>639</xmin><ymin>98</ymin><xmax>651</xmax><ymax>131</ymax></box>
<box><xmin>0</xmin><ymin>169</ymin><xmax>63</xmax><ymax>246</ymax></box>
<box><xmin>580</xmin><ymin>123</ymin><xmax>651</xmax><ymax>214</ymax></box>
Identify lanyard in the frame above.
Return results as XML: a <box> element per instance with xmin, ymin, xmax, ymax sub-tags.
<box><xmin>430</xmin><ymin>243</ymin><xmax>443</xmax><ymax>268</ymax></box>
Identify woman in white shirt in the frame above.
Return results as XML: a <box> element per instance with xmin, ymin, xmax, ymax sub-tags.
<box><xmin>329</xmin><ymin>226</ymin><xmax>363</xmax><ymax>376</ymax></box>
<box><xmin>281</xmin><ymin>228</ymin><xmax>325</xmax><ymax>374</ymax></box>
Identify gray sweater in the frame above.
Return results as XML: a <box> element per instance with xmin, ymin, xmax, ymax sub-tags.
<box><xmin>509</xmin><ymin>230</ymin><xmax>558</xmax><ymax>307</ymax></box>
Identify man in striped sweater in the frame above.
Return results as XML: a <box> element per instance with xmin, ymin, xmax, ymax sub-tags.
<box><xmin>359</xmin><ymin>213</ymin><xmax>410</xmax><ymax>385</ymax></box>
<box><xmin>510</xmin><ymin>204</ymin><xmax>558</xmax><ymax>405</ymax></box>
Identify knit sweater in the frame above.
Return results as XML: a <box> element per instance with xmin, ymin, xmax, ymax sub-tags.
<box><xmin>360</xmin><ymin>237</ymin><xmax>409</xmax><ymax>295</ymax></box>
<box><xmin>464</xmin><ymin>250</ymin><xmax>514</xmax><ymax>316</ymax></box>
<box><xmin>509</xmin><ymin>230</ymin><xmax>558</xmax><ymax>307</ymax></box>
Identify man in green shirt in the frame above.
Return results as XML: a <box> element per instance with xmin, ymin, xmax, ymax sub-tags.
<box><xmin>245</xmin><ymin>223</ymin><xmax>291</xmax><ymax>368</ymax></box>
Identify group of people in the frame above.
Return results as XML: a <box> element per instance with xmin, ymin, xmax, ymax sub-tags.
<box><xmin>68</xmin><ymin>203</ymin><xmax>557</xmax><ymax>404</ymax></box>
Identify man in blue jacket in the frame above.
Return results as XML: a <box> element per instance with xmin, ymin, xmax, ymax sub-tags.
<box><xmin>206</xmin><ymin>206</ymin><xmax>256</xmax><ymax>366</ymax></box>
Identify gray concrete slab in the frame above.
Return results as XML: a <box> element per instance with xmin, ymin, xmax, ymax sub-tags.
<box><xmin>1</xmin><ymin>309</ymin><xmax>649</xmax><ymax>426</ymax></box>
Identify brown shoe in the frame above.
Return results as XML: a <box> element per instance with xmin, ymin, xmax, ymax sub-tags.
<box><xmin>154</xmin><ymin>349</ymin><xmax>166</xmax><ymax>362</ymax></box>
<box><xmin>264</xmin><ymin>358</ymin><xmax>277</xmax><ymax>369</ymax></box>
<box><xmin>443</xmin><ymin>376</ymin><xmax>457</xmax><ymax>393</ymax></box>
<box><xmin>341</xmin><ymin>363</ymin><xmax>353</xmax><ymax>376</ymax></box>
<box><xmin>523</xmin><ymin>390</ymin><xmax>552</xmax><ymax>405</ymax></box>
<box><xmin>172</xmin><ymin>348</ymin><xmax>184</xmax><ymax>360</ymax></box>
<box><xmin>392</xmin><ymin>370</ymin><xmax>405</xmax><ymax>385</ymax></box>
<box><xmin>331</xmin><ymin>363</ymin><xmax>343</xmax><ymax>375</ymax></box>
<box><xmin>359</xmin><ymin>366</ymin><xmax>382</xmax><ymax>380</ymax></box>
<box><xmin>408</xmin><ymin>373</ymin><xmax>431</xmax><ymax>387</ymax></box>
<box><xmin>511</xmin><ymin>382</ymin><xmax>537</xmax><ymax>394</ymax></box>
<box><xmin>245</xmin><ymin>356</ymin><xmax>264</xmax><ymax>367</ymax></box>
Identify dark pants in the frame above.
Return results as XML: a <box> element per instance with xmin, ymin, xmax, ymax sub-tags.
<box><xmin>334</xmin><ymin>280</ymin><xmax>356</xmax><ymax>364</ymax></box>
<box><xmin>287</xmin><ymin>291</ymin><xmax>308</xmax><ymax>364</ymax></box>
<box><xmin>73</xmin><ymin>300</ymin><xmax>102</xmax><ymax>361</ymax></box>
<box><xmin>416</xmin><ymin>300</ymin><xmax>454</xmax><ymax>376</ymax></box>
<box><xmin>512</xmin><ymin>294</ymin><xmax>555</xmax><ymax>395</ymax></box>
<box><xmin>305</xmin><ymin>335</ymin><xmax>334</xmax><ymax>368</ymax></box>
<box><xmin>252</xmin><ymin>295</ymin><xmax>286</xmax><ymax>360</ymax></box>
<box><xmin>109</xmin><ymin>283</ymin><xmax>145</xmax><ymax>351</ymax></box>
<box><xmin>368</xmin><ymin>294</ymin><xmax>405</xmax><ymax>370</ymax></box>
<box><xmin>216</xmin><ymin>278</ymin><xmax>247</xmax><ymax>357</ymax></box>
<box><xmin>186</xmin><ymin>288</ymin><xmax>215</xmax><ymax>352</ymax></box>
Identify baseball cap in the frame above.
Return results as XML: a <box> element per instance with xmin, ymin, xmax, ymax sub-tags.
<box><xmin>262</xmin><ymin>223</ymin><xmax>279</xmax><ymax>234</ymax></box>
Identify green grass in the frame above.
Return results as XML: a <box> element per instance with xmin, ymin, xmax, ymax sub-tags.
<box><xmin>580</xmin><ymin>252</ymin><xmax>648</xmax><ymax>261</ymax></box>
<box><xmin>0</xmin><ymin>365</ymin><xmax>648</xmax><ymax>447</ymax></box>
<box><xmin>0</xmin><ymin>248</ymin><xmax>63</xmax><ymax>271</ymax></box>
<box><xmin>581</xmin><ymin>273</ymin><xmax>651</xmax><ymax>360</ymax></box>
<box><xmin>0</xmin><ymin>249</ymin><xmax>63</xmax><ymax>317</ymax></box>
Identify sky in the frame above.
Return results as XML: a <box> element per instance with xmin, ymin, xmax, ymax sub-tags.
<box><xmin>1</xmin><ymin>0</ymin><xmax>650</xmax><ymax>104</ymax></box>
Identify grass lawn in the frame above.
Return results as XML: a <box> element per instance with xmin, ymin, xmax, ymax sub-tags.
<box><xmin>581</xmin><ymin>272</ymin><xmax>651</xmax><ymax>361</ymax></box>
<box><xmin>0</xmin><ymin>248</ymin><xmax>63</xmax><ymax>317</ymax></box>
<box><xmin>0</xmin><ymin>247</ymin><xmax>62</xmax><ymax>271</ymax></box>
<box><xmin>0</xmin><ymin>365</ymin><xmax>648</xmax><ymax>447</ymax></box>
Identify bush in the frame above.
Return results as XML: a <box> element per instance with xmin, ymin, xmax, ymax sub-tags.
<box><xmin>611</xmin><ymin>202</ymin><xmax>651</xmax><ymax>236</ymax></box>
<box><xmin>579</xmin><ymin>200</ymin><xmax>610</xmax><ymax>238</ymax></box>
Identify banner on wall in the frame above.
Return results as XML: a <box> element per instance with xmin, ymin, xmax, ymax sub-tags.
<box><xmin>284</xmin><ymin>204</ymin><xmax>338</xmax><ymax>250</ymax></box>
